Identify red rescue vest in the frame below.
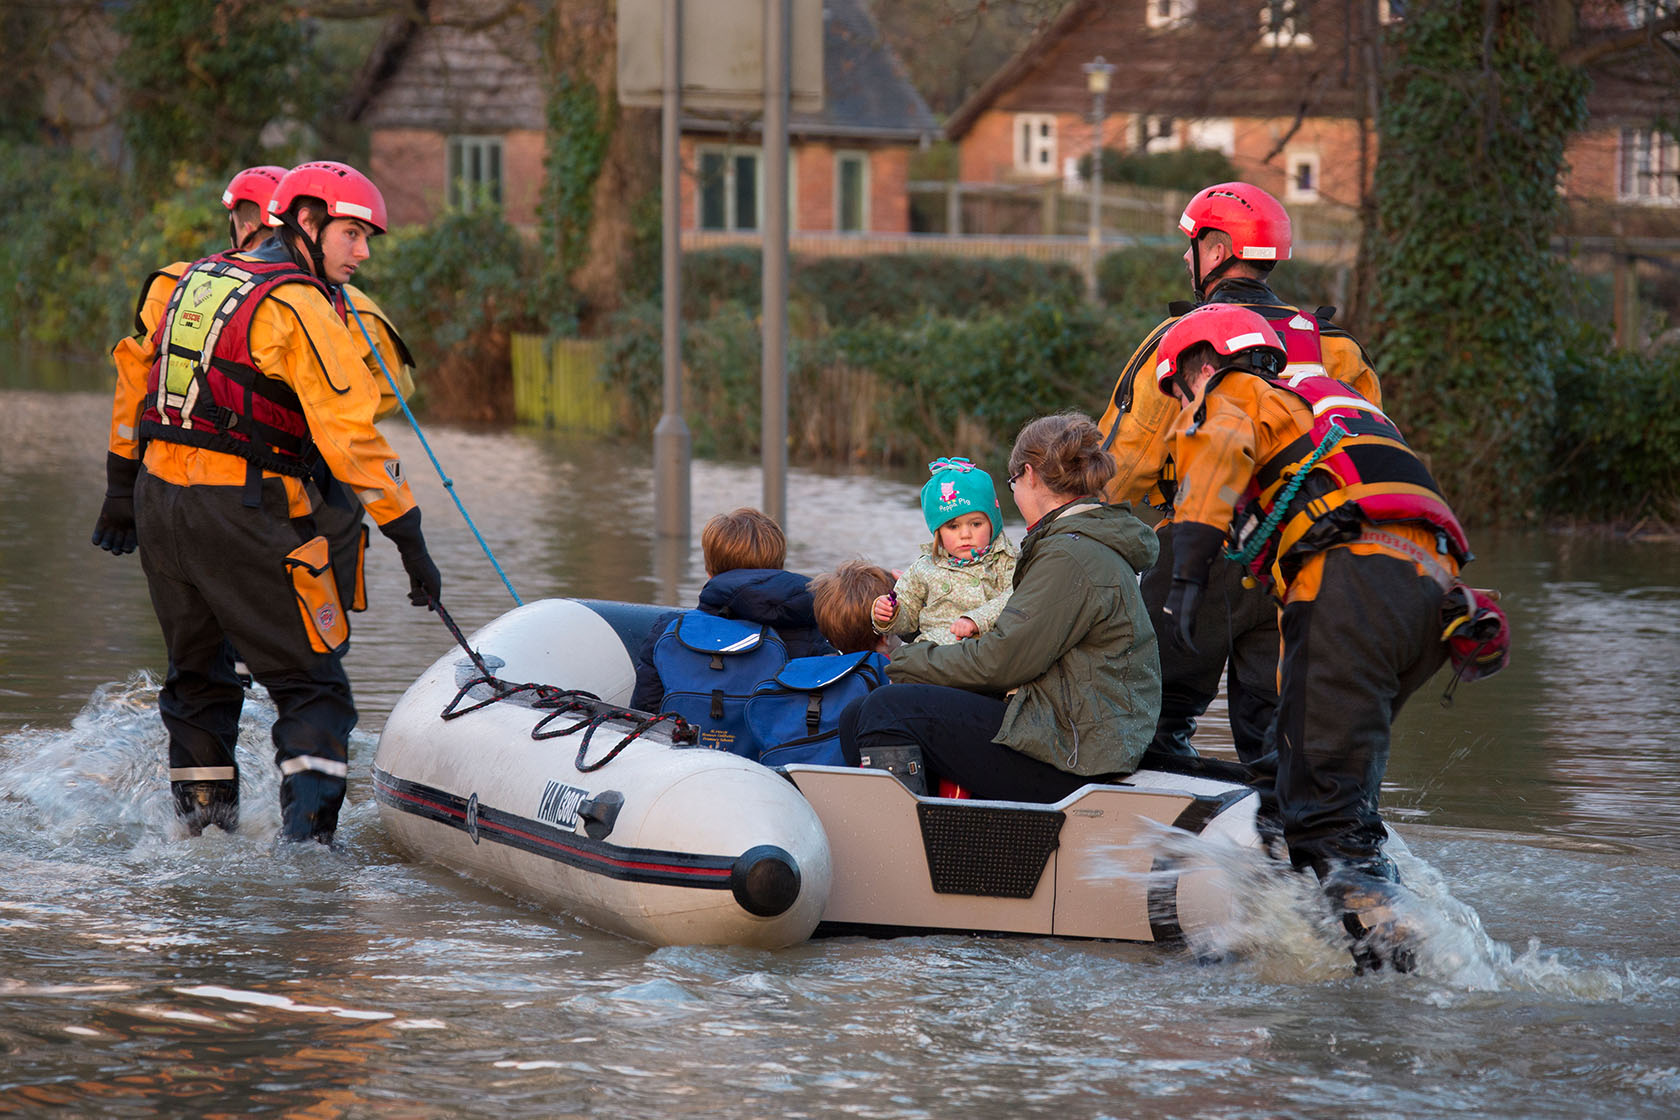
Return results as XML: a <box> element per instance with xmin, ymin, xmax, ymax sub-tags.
<box><xmin>140</xmin><ymin>254</ymin><xmax>326</xmax><ymax>477</ymax></box>
<box><xmin>1224</xmin><ymin>369</ymin><xmax>1471</xmax><ymax>588</ymax></box>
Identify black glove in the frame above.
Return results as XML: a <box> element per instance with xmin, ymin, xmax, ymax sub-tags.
<box><xmin>1162</xmin><ymin>577</ymin><xmax>1204</xmax><ymax>652</ymax></box>
<box><xmin>1164</xmin><ymin>520</ymin><xmax>1226</xmax><ymax>653</ymax></box>
<box><xmin>91</xmin><ymin>453</ymin><xmax>141</xmax><ymax>555</ymax></box>
<box><xmin>379</xmin><ymin>507</ymin><xmax>442</xmax><ymax>609</ymax></box>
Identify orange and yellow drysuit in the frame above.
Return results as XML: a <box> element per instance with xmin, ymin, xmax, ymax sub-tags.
<box><xmin>1166</xmin><ymin>365</ymin><xmax>1471</xmax><ymax>880</ymax></box>
<box><xmin>1093</xmin><ymin>277</ymin><xmax>1379</xmax><ymax>762</ymax></box>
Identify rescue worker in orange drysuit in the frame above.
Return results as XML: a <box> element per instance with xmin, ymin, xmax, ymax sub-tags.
<box><xmin>114</xmin><ymin>161</ymin><xmax>440</xmax><ymax>843</ymax></box>
<box><xmin>1155</xmin><ymin>303</ymin><xmax>1486</xmax><ymax>970</ymax></box>
<box><xmin>96</xmin><ymin>164</ymin><xmax>417</xmax><ymax>617</ymax></box>
<box><xmin>1096</xmin><ymin>182</ymin><xmax>1379</xmax><ymax>764</ymax></box>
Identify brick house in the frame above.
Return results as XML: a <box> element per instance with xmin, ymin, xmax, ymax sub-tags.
<box><xmin>347</xmin><ymin>0</ymin><xmax>936</xmax><ymax>235</ymax></box>
<box><xmin>944</xmin><ymin>0</ymin><xmax>1680</xmax><ymax>223</ymax></box>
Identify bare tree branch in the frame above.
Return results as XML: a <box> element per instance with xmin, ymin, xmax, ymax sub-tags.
<box><xmin>1559</xmin><ymin>11</ymin><xmax>1680</xmax><ymax>68</ymax></box>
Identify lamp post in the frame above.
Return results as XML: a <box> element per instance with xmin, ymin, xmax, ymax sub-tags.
<box><xmin>1083</xmin><ymin>55</ymin><xmax>1114</xmax><ymax>303</ymax></box>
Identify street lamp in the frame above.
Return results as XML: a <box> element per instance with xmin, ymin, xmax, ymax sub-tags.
<box><xmin>1083</xmin><ymin>55</ymin><xmax>1115</xmax><ymax>303</ymax></box>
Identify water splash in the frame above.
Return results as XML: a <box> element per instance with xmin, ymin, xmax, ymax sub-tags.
<box><xmin>0</xmin><ymin>672</ymin><xmax>285</xmax><ymax>847</ymax></box>
<box><xmin>1086</xmin><ymin>820</ymin><xmax>1641</xmax><ymax>998</ymax></box>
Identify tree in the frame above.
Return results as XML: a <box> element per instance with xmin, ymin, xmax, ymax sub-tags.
<box><xmin>1365</xmin><ymin>0</ymin><xmax>1680</xmax><ymax>522</ymax></box>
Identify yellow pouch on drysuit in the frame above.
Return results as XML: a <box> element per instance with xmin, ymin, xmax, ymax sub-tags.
<box><xmin>285</xmin><ymin>535</ymin><xmax>350</xmax><ymax>654</ymax></box>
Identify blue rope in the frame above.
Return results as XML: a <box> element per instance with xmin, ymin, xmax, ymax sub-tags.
<box><xmin>1224</xmin><ymin>417</ymin><xmax>1347</xmax><ymax>568</ymax></box>
<box><xmin>345</xmin><ymin>298</ymin><xmax>523</xmax><ymax>606</ymax></box>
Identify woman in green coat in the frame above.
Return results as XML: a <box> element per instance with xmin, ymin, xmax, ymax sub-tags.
<box><xmin>839</xmin><ymin>413</ymin><xmax>1162</xmax><ymax>801</ymax></box>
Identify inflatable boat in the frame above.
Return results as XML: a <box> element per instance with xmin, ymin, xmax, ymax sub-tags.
<box><xmin>372</xmin><ymin>599</ymin><xmax>1263</xmax><ymax>948</ymax></box>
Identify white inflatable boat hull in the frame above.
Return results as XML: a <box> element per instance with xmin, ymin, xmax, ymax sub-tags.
<box><xmin>374</xmin><ymin>599</ymin><xmax>833</xmax><ymax>948</ymax></box>
<box><xmin>374</xmin><ymin>598</ymin><xmax>1263</xmax><ymax>948</ymax></box>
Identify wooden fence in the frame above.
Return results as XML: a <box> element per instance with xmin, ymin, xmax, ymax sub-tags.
<box><xmin>510</xmin><ymin>335</ymin><xmax>616</xmax><ymax>431</ymax></box>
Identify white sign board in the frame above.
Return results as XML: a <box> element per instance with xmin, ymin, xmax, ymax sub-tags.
<box><xmin>617</xmin><ymin>0</ymin><xmax>824</xmax><ymax>113</ymax></box>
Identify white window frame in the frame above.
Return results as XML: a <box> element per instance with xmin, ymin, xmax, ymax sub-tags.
<box><xmin>447</xmin><ymin>135</ymin><xmax>504</xmax><ymax>213</ymax></box>
<box><xmin>835</xmin><ymin>150</ymin><xmax>870</xmax><ymax>233</ymax></box>
<box><xmin>1013</xmin><ymin>113</ymin><xmax>1057</xmax><ymax>175</ymax></box>
<box><xmin>1284</xmin><ymin>150</ymin><xmax>1321</xmax><ymax>203</ymax></box>
<box><xmin>1618</xmin><ymin>128</ymin><xmax>1680</xmax><ymax>204</ymax></box>
<box><xmin>696</xmin><ymin>144</ymin><xmax>764</xmax><ymax>231</ymax></box>
<box><xmin>1140</xmin><ymin>114</ymin><xmax>1177</xmax><ymax>154</ymax></box>
<box><xmin>1186</xmin><ymin>117</ymin><xmax>1236</xmax><ymax>156</ymax></box>
<box><xmin>1259</xmin><ymin>2</ymin><xmax>1314</xmax><ymax>48</ymax></box>
<box><xmin>1145</xmin><ymin>0</ymin><xmax>1195</xmax><ymax>29</ymax></box>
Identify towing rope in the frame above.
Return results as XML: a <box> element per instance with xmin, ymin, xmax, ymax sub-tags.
<box><xmin>346</xmin><ymin>297</ymin><xmax>523</xmax><ymax>606</ymax></box>
<box><xmin>431</xmin><ymin>599</ymin><xmax>696</xmax><ymax>771</ymax></box>
<box><xmin>1224</xmin><ymin>417</ymin><xmax>1347</xmax><ymax>568</ymax></box>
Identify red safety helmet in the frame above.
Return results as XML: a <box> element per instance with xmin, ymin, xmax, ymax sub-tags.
<box><xmin>1177</xmin><ymin>182</ymin><xmax>1293</xmax><ymax>262</ymax></box>
<box><xmin>222</xmin><ymin>165</ymin><xmax>287</xmax><ymax>212</ymax></box>
<box><xmin>1155</xmin><ymin>304</ymin><xmax>1286</xmax><ymax>393</ymax></box>
<box><xmin>266</xmin><ymin>160</ymin><xmax>388</xmax><ymax>234</ymax></box>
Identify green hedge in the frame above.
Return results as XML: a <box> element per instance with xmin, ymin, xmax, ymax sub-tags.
<box><xmin>604</xmin><ymin>297</ymin><xmax>1128</xmax><ymax>462</ymax></box>
<box><xmin>1545</xmin><ymin>324</ymin><xmax>1680</xmax><ymax>522</ymax></box>
<box><xmin>358</xmin><ymin>208</ymin><xmax>539</xmax><ymax>356</ymax></box>
<box><xmin>1078</xmin><ymin>148</ymin><xmax>1240</xmax><ymax>193</ymax></box>
<box><xmin>677</xmin><ymin>249</ymin><xmax>1084</xmax><ymax>324</ymax></box>
<box><xmin>0</xmin><ymin>143</ymin><xmax>224</xmax><ymax>350</ymax></box>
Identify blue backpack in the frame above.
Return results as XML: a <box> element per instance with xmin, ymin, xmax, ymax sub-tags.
<box><xmin>746</xmin><ymin>651</ymin><xmax>889</xmax><ymax>768</ymax></box>
<box><xmin>651</xmin><ymin>612</ymin><xmax>788</xmax><ymax>757</ymax></box>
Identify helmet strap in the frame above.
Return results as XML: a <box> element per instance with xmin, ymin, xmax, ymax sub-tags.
<box><xmin>276</xmin><ymin>209</ymin><xmax>328</xmax><ymax>280</ymax></box>
<box><xmin>1192</xmin><ymin>234</ymin><xmax>1240</xmax><ymax>302</ymax></box>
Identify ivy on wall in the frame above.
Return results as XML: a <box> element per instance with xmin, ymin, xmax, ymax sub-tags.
<box><xmin>538</xmin><ymin>71</ymin><xmax>611</xmax><ymax>332</ymax></box>
<box><xmin>1371</xmin><ymin>0</ymin><xmax>1589</xmax><ymax>523</ymax></box>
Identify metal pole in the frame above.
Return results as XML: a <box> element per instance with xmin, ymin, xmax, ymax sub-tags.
<box><xmin>1087</xmin><ymin>90</ymin><xmax>1104</xmax><ymax>303</ymax></box>
<box><xmin>761</xmin><ymin>0</ymin><xmax>790</xmax><ymax>526</ymax></box>
<box><xmin>654</xmin><ymin>0</ymin><xmax>691</xmax><ymax>539</ymax></box>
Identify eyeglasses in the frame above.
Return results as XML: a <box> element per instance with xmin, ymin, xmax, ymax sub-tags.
<box><xmin>1007</xmin><ymin>467</ymin><xmax>1025</xmax><ymax>489</ymax></box>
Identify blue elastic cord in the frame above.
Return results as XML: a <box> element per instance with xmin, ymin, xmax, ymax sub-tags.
<box><xmin>345</xmin><ymin>298</ymin><xmax>523</xmax><ymax>606</ymax></box>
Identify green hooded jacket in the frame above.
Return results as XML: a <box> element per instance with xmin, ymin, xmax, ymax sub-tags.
<box><xmin>887</xmin><ymin>501</ymin><xmax>1162</xmax><ymax>776</ymax></box>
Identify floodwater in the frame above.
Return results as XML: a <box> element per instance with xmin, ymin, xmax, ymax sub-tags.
<box><xmin>2</xmin><ymin>383</ymin><xmax>1678</xmax><ymax>1118</ymax></box>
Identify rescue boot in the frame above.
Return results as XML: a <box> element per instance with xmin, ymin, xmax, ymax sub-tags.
<box><xmin>279</xmin><ymin>771</ymin><xmax>346</xmax><ymax>845</ymax></box>
<box><xmin>172</xmin><ymin>780</ymin><xmax>240</xmax><ymax>836</ymax></box>
<box><xmin>1320</xmin><ymin>858</ymin><xmax>1418</xmax><ymax>975</ymax></box>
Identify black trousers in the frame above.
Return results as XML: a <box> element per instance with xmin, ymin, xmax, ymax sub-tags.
<box><xmin>1141</xmin><ymin>522</ymin><xmax>1280</xmax><ymax>762</ymax></box>
<box><xmin>1273</xmin><ymin>548</ymin><xmax>1447</xmax><ymax>876</ymax></box>
<box><xmin>135</xmin><ymin>470</ymin><xmax>356</xmax><ymax>839</ymax></box>
<box><xmin>314</xmin><ymin>475</ymin><xmax>368</xmax><ymax>613</ymax></box>
<box><xmin>839</xmin><ymin>683</ymin><xmax>1090</xmax><ymax>803</ymax></box>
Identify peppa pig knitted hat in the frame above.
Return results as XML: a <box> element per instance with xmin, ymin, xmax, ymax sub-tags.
<box><xmin>920</xmin><ymin>457</ymin><xmax>1003</xmax><ymax>541</ymax></box>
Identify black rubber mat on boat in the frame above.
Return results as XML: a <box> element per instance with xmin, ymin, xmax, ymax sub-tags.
<box><xmin>916</xmin><ymin>803</ymin><xmax>1065</xmax><ymax>898</ymax></box>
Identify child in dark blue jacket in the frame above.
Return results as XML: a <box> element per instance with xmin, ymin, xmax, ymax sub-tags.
<box><xmin>630</xmin><ymin>508</ymin><xmax>833</xmax><ymax>713</ymax></box>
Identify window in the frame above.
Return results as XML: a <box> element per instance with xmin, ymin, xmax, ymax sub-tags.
<box><xmin>1013</xmin><ymin>114</ymin><xmax>1057</xmax><ymax>175</ymax></box>
<box><xmin>836</xmin><ymin>151</ymin><xmax>869</xmax><ymax>232</ymax></box>
<box><xmin>447</xmin><ymin>136</ymin><xmax>503</xmax><ymax>212</ymax></box>
<box><xmin>1139</xmin><ymin>115</ymin><xmax>1177</xmax><ymax>154</ymax></box>
<box><xmin>1624</xmin><ymin>0</ymin><xmax>1678</xmax><ymax>26</ymax></box>
<box><xmin>1146</xmin><ymin>0</ymin><xmax>1195</xmax><ymax>28</ymax></box>
<box><xmin>1259</xmin><ymin>2</ymin><xmax>1313</xmax><ymax>47</ymax></box>
<box><xmin>1284</xmin><ymin>150</ymin><xmax>1320</xmax><ymax>203</ymax></box>
<box><xmin>1618</xmin><ymin>128</ymin><xmax>1680</xmax><ymax>203</ymax></box>
<box><xmin>1186</xmin><ymin>118</ymin><xmax>1235</xmax><ymax>156</ymax></box>
<box><xmin>697</xmin><ymin>146</ymin><xmax>762</xmax><ymax>230</ymax></box>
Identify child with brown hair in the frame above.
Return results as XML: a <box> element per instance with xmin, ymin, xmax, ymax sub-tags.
<box><xmin>810</xmin><ymin>559</ymin><xmax>898</xmax><ymax>656</ymax></box>
<box><xmin>630</xmin><ymin>508</ymin><xmax>833</xmax><ymax>713</ymax></box>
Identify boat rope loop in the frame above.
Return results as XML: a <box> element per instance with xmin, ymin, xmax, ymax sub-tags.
<box><xmin>431</xmin><ymin>600</ymin><xmax>697</xmax><ymax>771</ymax></box>
<box><xmin>1223</xmin><ymin>417</ymin><xmax>1347</xmax><ymax>568</ymax></box>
